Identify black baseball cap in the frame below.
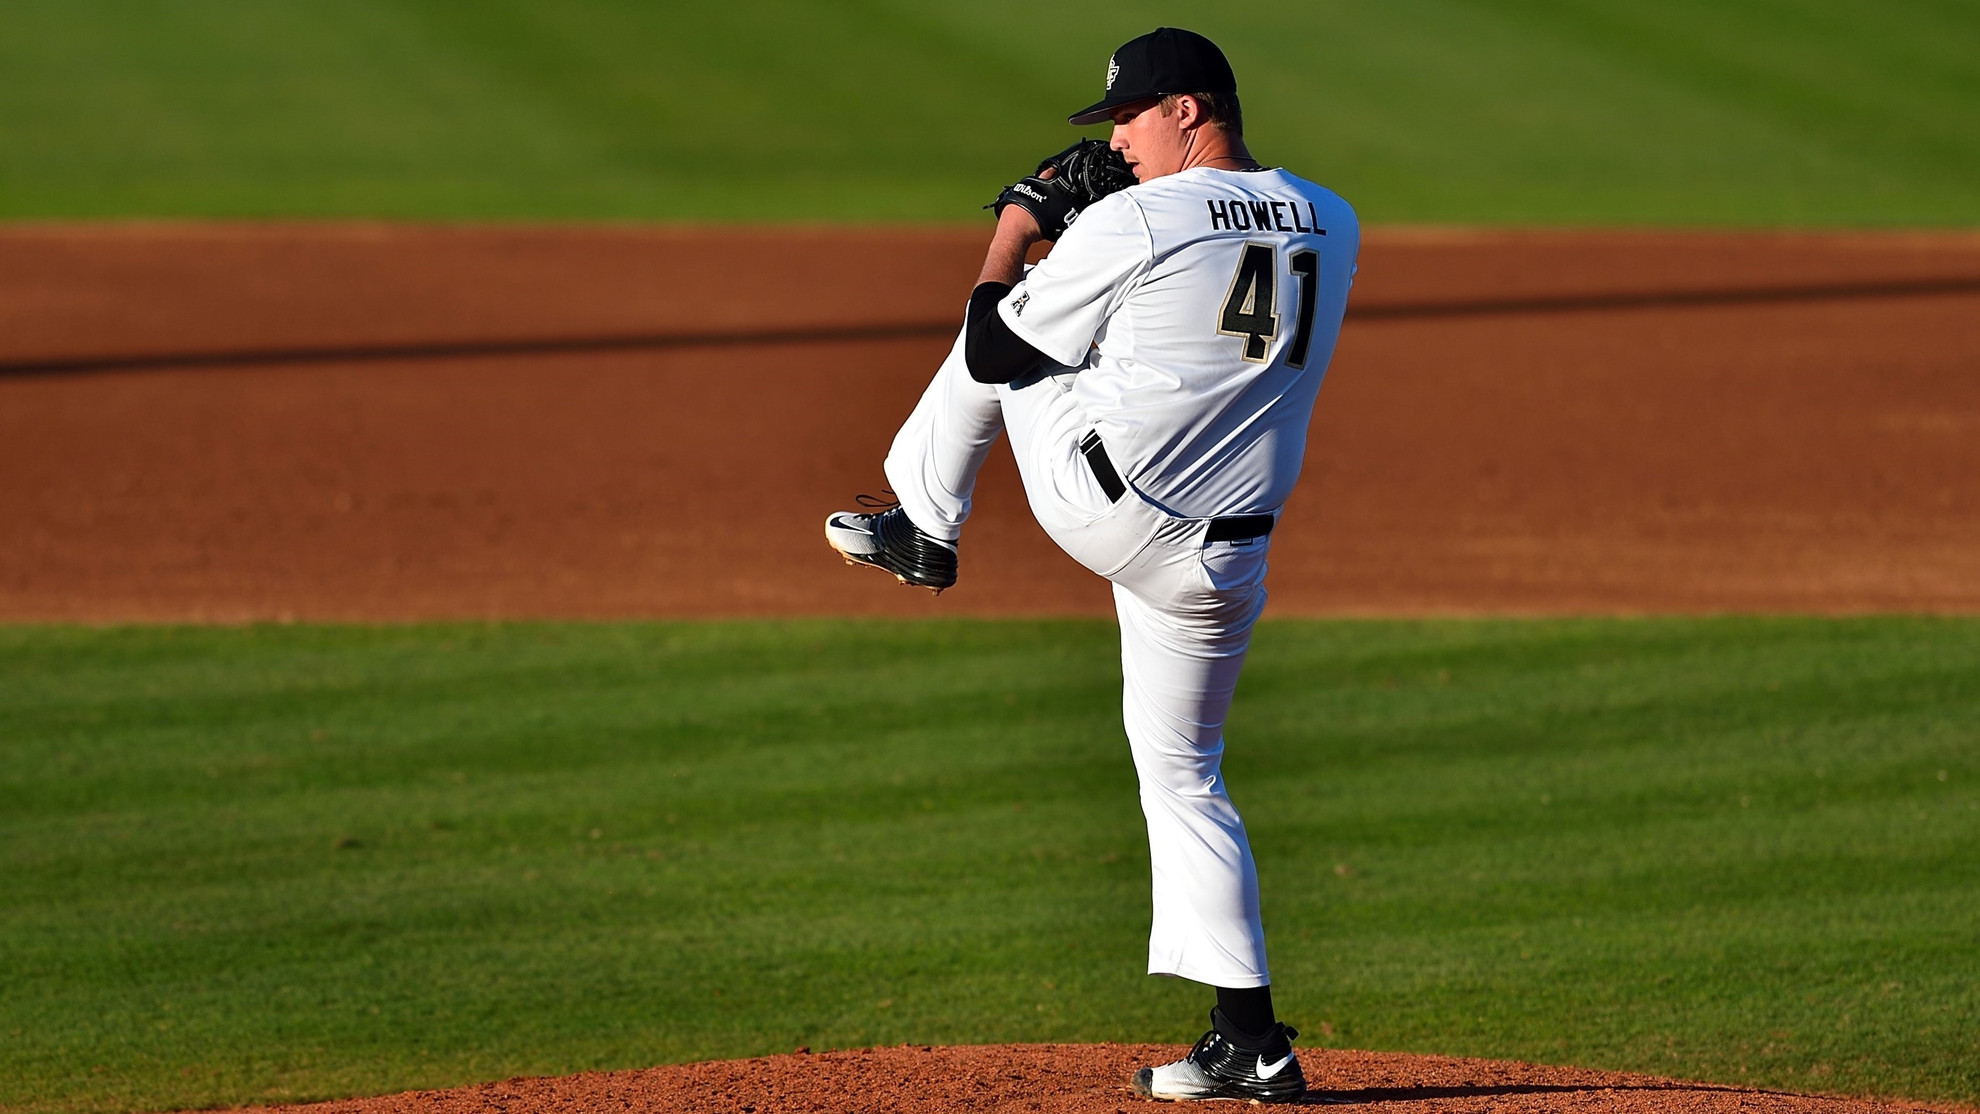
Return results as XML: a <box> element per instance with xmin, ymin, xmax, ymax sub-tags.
<box><xmin>1067</xmin><ymin>28</ymin><xmax>1237</xmax><ymax>126</ymax></box>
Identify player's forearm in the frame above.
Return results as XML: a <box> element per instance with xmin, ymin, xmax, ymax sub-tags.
<box><xmin>976</xmin><ymin>206</ymin><xmax>1043</xmax><ymax>287</ymax></box>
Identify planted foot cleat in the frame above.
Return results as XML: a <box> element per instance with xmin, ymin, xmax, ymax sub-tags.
<box><xmin>1131</xmin><ymin>1007</ymin><xmax>1305</xmax><ymax>1104</ymax></box>
<box><xmin>824</xmin><ymin>501</ymin><xmax>957</xmax><ymax>593</ymax></box>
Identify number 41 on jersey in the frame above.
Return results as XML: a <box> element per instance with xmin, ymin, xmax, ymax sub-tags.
<box><xmin>1218</xmin><ymin>243</ymin><xmax>1319</xmax><ymax>368</ymax></box>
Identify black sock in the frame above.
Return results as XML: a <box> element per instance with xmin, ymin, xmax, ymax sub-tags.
<box><xmin>1215</xmin><ymin>984</ymin><xmax>1277</xmax><ymax>1043</ymax></box>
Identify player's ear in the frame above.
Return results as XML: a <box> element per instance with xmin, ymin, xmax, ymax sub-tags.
<box><xmin>1172</xmin><ymin>94</ymin><xmax>1205</xmax><ymax>131</ymax></box>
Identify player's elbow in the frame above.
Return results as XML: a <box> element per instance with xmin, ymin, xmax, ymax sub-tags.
<box><xmin>964</xmin><ymin>338</ymin><xmax>1021</xmax><ymax>383</ymax></box>
<box><xmin>965</xmin><ymin>282</ymin><xmax>1047</xmax><ymax>384</ymax></box>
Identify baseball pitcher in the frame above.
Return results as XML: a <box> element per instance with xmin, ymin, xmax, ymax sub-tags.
<box><xmin>826</xmin><ymin>27</ymin><xmax>1358</xmax><ymax>1103</ymax></box>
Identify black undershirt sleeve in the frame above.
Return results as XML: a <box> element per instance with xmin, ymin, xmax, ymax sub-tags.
<box><xmin>963</xmin><ymin>281</ymin><xmax>1051</xmax><ymax>384</ymax></box>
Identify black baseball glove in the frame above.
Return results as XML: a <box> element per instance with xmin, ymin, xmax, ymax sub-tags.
<box><xmin>988</xmin><ymin>139</ymin><xmax>1138</xmax><ymax>241</ymax></box>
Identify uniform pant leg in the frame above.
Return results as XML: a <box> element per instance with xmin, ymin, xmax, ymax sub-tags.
<box><xmin>877</xmin><ymin>327</ymin><xmax>1274</xmax><ymax>986</ymax></box>
<box><xmin>947</xmin><ymin>362</ymin><xmax>1275</xmax><ymax>987</ymax></box>
<box><xmin>881</xmin><ymin>326</ymin><xmax>1005</xmax><ymax>542</ymax></box>
<box><xmin>1115</xmin><ymin>575</ymin><xmax>1273</xmax><ymax>988</ymax></box>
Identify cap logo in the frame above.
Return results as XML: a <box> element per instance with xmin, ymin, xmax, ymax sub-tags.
<box><xmin>1106</xmin><ymin>55</ymin><xmax>1119</xmax><ymax>91</ymax></box>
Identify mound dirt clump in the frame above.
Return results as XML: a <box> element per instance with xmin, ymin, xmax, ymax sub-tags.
<box><xmin>237</xmin><ymin>1043</ymin><xmax>1960</xmax><ymax>1114</ymax></box>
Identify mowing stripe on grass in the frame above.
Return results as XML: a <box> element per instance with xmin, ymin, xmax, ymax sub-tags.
<box><xmin>1</xmin><ymin>618</ymin><xmax>1974</xmax><ymax>1112</ymax></box>
<box><xmin>0</xmin><ymin>1</ymin><xmax>1975</xmax><ymax>224</ymax></box>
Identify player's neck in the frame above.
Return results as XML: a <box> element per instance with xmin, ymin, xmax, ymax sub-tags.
<box><xmin>1180</xmin><ymin>131</ymin><xmax>1259</xmax><ymax>174</ymax></box>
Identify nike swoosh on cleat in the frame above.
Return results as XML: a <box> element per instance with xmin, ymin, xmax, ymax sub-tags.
<box><xmin>1256</xmin><ymin>1052</ymin><xmax>1295</xmax><ymax>1080</ymax></box>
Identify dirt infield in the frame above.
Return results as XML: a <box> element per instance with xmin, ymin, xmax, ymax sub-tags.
<box><xmin>3</xmin><ymin>223</ymin><xmax>1978</xmax><ymax>620</ymax></box>
<box><xmin>245</xmin><ymin>1044</ymin><xmax>1967</xmax><ymax>1114</ymax></box>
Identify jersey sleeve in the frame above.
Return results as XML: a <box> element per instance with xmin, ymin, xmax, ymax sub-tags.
<box><xmin>996</xmin><ymin>193</ymin><xmax>1153</xmax><ymax>368</ymax></box>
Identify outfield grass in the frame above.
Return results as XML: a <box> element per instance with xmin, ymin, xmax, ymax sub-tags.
<box><xmin>1</xmin><ymin>618</ymin><xmax>1975</xmax><ymax>1113</ymax></box>
<box><xmin>1</xmin><ymin>1</ymin><xmax>1975</xmax><ymax>224</ymax></box>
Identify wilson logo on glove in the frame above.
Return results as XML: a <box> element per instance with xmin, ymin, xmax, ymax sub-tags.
<box><xmin>987</xmin><ymin>139</ymin><xmax>1136</xmax><ymax>243</ymax></box>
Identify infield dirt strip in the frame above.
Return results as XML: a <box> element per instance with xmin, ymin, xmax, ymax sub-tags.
<box><xmin>3</xmin><ymin>224</ymin><xmax>1978</xmax><ymax>620</ymax></box>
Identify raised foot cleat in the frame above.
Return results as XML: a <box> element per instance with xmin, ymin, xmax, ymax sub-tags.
<box><xmin>824</xmin><ymin>504</ymin><xmax>957</xmax><ymax>593</ymax></box>
<box><xmin>1131</xmin><ymin>1008</ymin><xmax>1305</xmax><ymax>1104</ymax></box>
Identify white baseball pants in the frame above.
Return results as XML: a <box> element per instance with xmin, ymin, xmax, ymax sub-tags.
<box><xmin>883</xmin><ymin>327</ymin><xmax>1274</xmax><ymax>988</ymax></box>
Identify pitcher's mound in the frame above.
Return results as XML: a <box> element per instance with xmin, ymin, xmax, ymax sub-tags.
<box><xmin>251</xmin><ymin>1043</ymin><xmax>1957</xmax><ymax>1113</ymax></box>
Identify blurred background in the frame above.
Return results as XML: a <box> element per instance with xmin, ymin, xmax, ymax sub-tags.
<box><xmin>2</xmin><ymin>0</ymin><xmax>1974</xmax><ymax>225</ymax></box>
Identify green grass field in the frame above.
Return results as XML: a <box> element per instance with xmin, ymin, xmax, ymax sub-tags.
<box><xmin>3</xmin><ymin>618</ymin><xmax>1975</xmax><ymax>1113</ymax></box>
<box><xmin>1</xmin><ymin>0</ymin><xmax>1975</xmax><ymax>224</ymax></box>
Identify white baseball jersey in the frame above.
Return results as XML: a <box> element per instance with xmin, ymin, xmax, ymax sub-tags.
<box><xmin>996</xmin><ymin>166</ymin><xmax>1359</xmax><ymax>519</ymax></box>
<box><xmin>879</xmin><ymin>161</ymin><xmax>1359</xmax><ymax>990</ymax></box>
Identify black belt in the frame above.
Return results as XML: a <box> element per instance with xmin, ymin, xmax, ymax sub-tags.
<box><xmin>1078</xmin><ymin>430</ymin><xmax>1128</xmax><ymax>503</ymax></box>
<box><xmin>1078</xmin><ymin>431</ymin><xmax>1276</xmax><ymax>543</ymax></box>
<box><xmin>1206</xmin><ymin>514</ymin><xmax>1275</xmax><ymax>542</ymax></box>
